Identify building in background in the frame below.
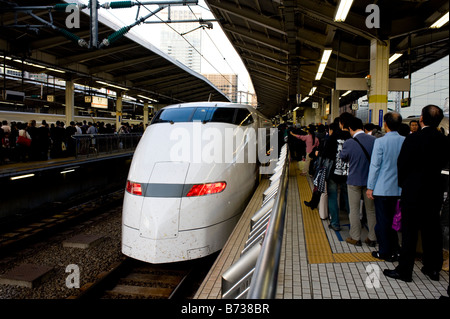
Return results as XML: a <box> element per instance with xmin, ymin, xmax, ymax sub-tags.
<box><xmin>159</xmin><ymin>7</ymin><xmax>202</xmax><ymax>73</ymax></box>
<box><xmin>203</xmin><ymin>74</ymin><xmax>238</xmax><ymax>103</ymax></box>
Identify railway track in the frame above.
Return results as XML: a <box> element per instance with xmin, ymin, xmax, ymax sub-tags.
<box><xmin>76</xmin><ymin>254</ymin><xmax>218</xmax><ymax>299</ymax></box>
<box><xmin>0</xmin><ymin>189</ymin><xmax>124</xmax><ymax>256</ymax></box>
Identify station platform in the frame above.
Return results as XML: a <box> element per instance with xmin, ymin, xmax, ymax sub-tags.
<box><xmin>0</xmin><ymin>152</ymin><xmax>134</xmax><ymax>179</ymax></box>
<box><xmin>195</xmin><ymin>161</ymin><xmax>449</xmax><ymax>299</ymax></box>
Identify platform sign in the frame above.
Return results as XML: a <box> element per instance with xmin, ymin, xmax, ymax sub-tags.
<box><xmin>352</xmin><ymin>103</ymin><xmax>358</xmax><ymax>110</ymax></box>
<box><xmin>84</xmin><ymin>95</ymin><xmax>92</xmax><ymax>103</ymax></box>
<box><xmin>401</xmin><ymin>98</ymin><xmax>411</xmax><ymax>108</ymax></box>
<box><xmin>312</xmin><ymin>102</ymin><xmax>319</xmax><ymax>109</ymax></box>
<box><xmin>91</xmin><ymin>96</ymin><xmax>108</xmax><ymax>109</ymax></box>
<box><xmin>47</xmin><ymin>95</ymin><xmax>54</xmax><ymax>102</ymax></box>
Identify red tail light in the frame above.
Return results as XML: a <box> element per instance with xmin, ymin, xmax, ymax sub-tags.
<box><xmin>126</xmin><ymin>180</ymin><xmax>143</xmax><ymax>196</ymax></box>
<box><xmin>186</xmin><ymin>182</ymin><xmax>227</xmax><ymax>197</ymax></box>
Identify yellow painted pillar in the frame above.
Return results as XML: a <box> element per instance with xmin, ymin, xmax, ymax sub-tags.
<box><xmin>65</xmin><ymin>80</ymin><xmax>75</xmax><ymax>125</ymax></box>
<box><xmin>143</xmin><ymin>101</ymin><xmax>149</xmax><ymax>127</ymax></box>
<box><xmin>116</xmin><ymin>91</ymin><xmax>123</xmax><ymax>131</ymax></box>
<box><xmin>368</xmin><ymin>39</ymin><xmax>389</xmax><ymax>126</ymax></box>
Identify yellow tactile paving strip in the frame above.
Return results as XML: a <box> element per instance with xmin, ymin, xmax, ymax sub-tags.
<box><xmin>296</xmin><ymin>164</ymin><xmax>379</xmax><ymax>264</ymax></box>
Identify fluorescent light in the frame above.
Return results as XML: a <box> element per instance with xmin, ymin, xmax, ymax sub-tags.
<box><xmin>60</xmin><ymin>169</ymin><xmax>75</xmax><ymax>174</ymax></box>
<box><xmin>302</xmin><ymin>96</ymin><xmax>309</xmax><ymax>103</ymax></box>
<box><xmin>430</xmin><ymin>11</ymin><xmax>449</xmax><ymax>28</ymax></box>
<box><xmin>334</xmin><ymin>0</ymin><xmax>354</xmax><ymax>22</ymax></box>
<box><xmin>308</xmin><ymin>87</ymin><xmax>317</xmax><ymax>96</ymax></box>
<box><xmin>341</xmin><ymin>90</ymin><xmax>352</xmax><ymax>97</ymax></box>
<box><xmin>10</xmin><ymin>173</ymin><xmax>35</xmax><ymax>180</ymax></box>
<box><xmin>315</xmin><ymin>49</ymin><xmax>332</xmax><ymax>80</ymax></box>
<box><xmin>320</xmin><ymin>49</ymin><xmax>332</xmax><ymax>64</ymax></box>
<box><xmin>96</xmin><ymin>81</ymin><xmax>129</xmax><ymax>91</ymax></box>
<box><xmin>293</xmin><ymin>106</ymin><xmax>299</xmax><ymax>112</ymax></box>
<box><xmin>137</xmin><ymin>94</ymin><xmax>159</xmax><ymax>103</ymax></box>
<box><xmin>389</xmin><ymin>53</ymin><xmax>403</xmax><ymax>65</ymax></box>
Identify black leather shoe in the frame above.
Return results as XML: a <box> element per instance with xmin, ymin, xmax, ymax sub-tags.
<box><xmin>304</xmin><ymin>200</ymin><xmax>312</xmax><ymax>207</ymax></box>
<box><xmin>383</xmin><ymin>269</ymin><xmax>412</xmax><ymax>282</ymax></box>
<box><xmin>421</xmin><ymin>267</ymin><xmax>440</xmax><ymax>281</ymax></box>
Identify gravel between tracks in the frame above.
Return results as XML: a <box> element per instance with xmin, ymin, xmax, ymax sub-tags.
<box><xmin>0</xmin><ymin>206</ymin><xmax>124</xmax><ymax>299</ymax></box>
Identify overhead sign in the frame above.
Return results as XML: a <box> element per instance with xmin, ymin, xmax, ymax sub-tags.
<box><xmin>401</xmin><ymin>98</ymin><xmax>411</xmax><ymax>108</ymax></box>
<box><xmin>312</xmin><ymin>102</ymin><xmax>319</xmax><ymax>109</ymax></box>
<box><xmin>91</xmin><ymin>96</ymin><xmax>108</xmax><ymax>109</ymax></box>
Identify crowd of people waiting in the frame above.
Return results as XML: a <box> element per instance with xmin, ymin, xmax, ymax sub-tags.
<box><xmin>281</xmin><ymin>104</ymin><xmax>449</xmax><ymax>286</ymax></box>
<box><xmin>0</xmin><ymin>119</ymin><xmax>145</xmax><ymax>164</ymax></box>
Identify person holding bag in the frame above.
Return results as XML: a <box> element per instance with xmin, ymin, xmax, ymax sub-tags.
<box><xmin>16</xmin><ymin>122</ymin><xmax>31</xmax><ymax>161</ymax></box>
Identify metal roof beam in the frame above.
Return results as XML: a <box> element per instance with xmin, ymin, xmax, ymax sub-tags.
<box><xmin>90</xmin><ymin>55</ymin><xmax>162</xmax><ymax>74</ymax></box>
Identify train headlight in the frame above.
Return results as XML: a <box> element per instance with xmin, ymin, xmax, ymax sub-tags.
<box><xmin>126</xmin><ymin>180</ymin><xmax>143</xmax><ymax>196</ymax></box>
<box><xmin>186</xmin><ymin>182</ymin><xmax>227</xmax><ymax>197</ymax></box>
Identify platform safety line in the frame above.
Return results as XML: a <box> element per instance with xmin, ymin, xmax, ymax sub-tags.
<box><xmin>295</xmin><ymin>163</ymin><xmax>377</xmax><ymax>264</ymax></box>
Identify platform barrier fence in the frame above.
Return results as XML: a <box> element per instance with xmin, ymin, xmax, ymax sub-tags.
<box><xmin>221</xmin><ymin>144</ymin><xmax>289</xmax><ymax>299</ymax></box>
<box><xmin>72</xmin><ymin>133</ymin><xmax>142</xmax><ymax>158</ymax></box>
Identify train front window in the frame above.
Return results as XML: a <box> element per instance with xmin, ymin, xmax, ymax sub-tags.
<box><xmin>151</xmin><ymin>106</ymin><xmax>253</xmax><ymax>125</ymax></box>
<box><xmin>209</xmin><ymin>108</ymin><xmax>236</xmax><ymax>124</ymax></box>
<box><xmin>152</xmin><ymin>107</ymin><xmax>196</xmax><ymax>124</ymax></box>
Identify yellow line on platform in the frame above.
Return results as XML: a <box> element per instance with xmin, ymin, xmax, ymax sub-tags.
<box><xmin>295</xmin><ymin>162</ymin><xmax>378</xmax><ymax>264</ymax></box>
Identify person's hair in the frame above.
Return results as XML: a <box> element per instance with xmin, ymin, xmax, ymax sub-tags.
<box><xmin>398</xmin><ymin>123</ymin><xmax>410</xmax><ymax>136</ymax></box>
<box><xmin>421</xmin><ymin>104</ymin><xmax>444</xmax><ymax>128</ymax></box>
<box><xmin>409</xmin><ymin>119</ymin><xmax>419</xmax><ymax>126</ymax></box>
<box><xmin>339</xmin><ymin>112</ymin><xmax>354</xmax><ymax>129</ymax></box>
<box><xmin>329</xmin><ymin>122</ymin><xmax>340</xmax><ymax>132</ymax></box>
<box><xmin>364</xmin><ymin>123</ymin><xmax>375</xmax><ymax>131</ymax></box>
<box><xmin>348</xmin><ymin>116</ymin><xmax>364</xmax><ymax>131</ymax></box>
<box><xmin>384</xmin><ymin>112</ymin><xmax>402</xmax><ymax>131</ymax></box>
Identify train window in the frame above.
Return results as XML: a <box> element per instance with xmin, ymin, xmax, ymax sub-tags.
<box><xmin>234</xmin><ymin>109</ymin><xmax>254</xmax><ymax>126</ymax></box>
<box><xmin>191</xmin><ymin>107</ymin><xmax>213</xmax><ymax>122</ymax></box>
<box><xmin>209</xmin><ymin>108</ymin><xmax>236</xmax><ymax>124</ymax></box>
<box><xmin>151</xmin><ymin>106</ymin><xmax>254</xmax><ymax>126</ymax></box>
<box><xmin>151</xmin><ymin>107</ymin><xmax>196</xmax><ymax>124</ymax></box>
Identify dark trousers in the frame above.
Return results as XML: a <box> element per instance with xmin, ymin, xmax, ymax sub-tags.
<box><xmin>374</xmin><ymin>196</ymin><xmax>399</xmax><ymax>257</ymax></box>
<box><xmin>396</xmin><ymin>204</ymin><xmax>443</xmax><ymax>277</ymax></box>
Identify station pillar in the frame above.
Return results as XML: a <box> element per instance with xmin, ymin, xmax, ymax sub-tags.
<box><xmin>330</xmin><ymin>88</ymin><xmax>340</xmax><ymax>122</ymax></box>
<box><xmin>65</xmin><ymin>80</ymin><xmax>75</xmax><ymax>125</ymax></box>
<box><xmin>116</xmin><ymin>91</ymin><xmax>123</xmax><ymax>131</ymax></box>
<box><xmin>143</xmin><ymin>101</ymin><xmax>149</xmax><ymax>127</ymax></box>
<box><xmin>368</xmin><ymin>39</ymin><xmax>389</xmax><ymax>126</ymax></box>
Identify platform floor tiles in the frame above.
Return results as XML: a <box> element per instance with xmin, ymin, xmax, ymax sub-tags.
<box><xmin>194</xmin><ymin>161</ymin><xmax>449</xmax><ymax>299</ymax></box>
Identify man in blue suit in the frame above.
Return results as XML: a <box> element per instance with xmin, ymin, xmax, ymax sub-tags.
<box><xmin>340</xmin><ymin>116</ymin><xmax>376</xmax><ymax>246</ymax></box>
<box><xmin>366</xmin><ymin>112</ymin><xmax>405</xmax><ymax>261</ymax></box>
<box><xmin>384</xmin><ymin>105</ymin><xmax>449</xmax><ymax>282</ymax></box>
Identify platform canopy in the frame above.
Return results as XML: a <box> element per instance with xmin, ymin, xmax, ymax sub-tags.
<box><xmin>0</xmin><ymin>0</ymin><xmax>230</xmax><ymax>110</ymax></box>
<box><xmin>205</xmin><ymin>0</ymin><xmax>449</xmax><ymax>117</ymax></box>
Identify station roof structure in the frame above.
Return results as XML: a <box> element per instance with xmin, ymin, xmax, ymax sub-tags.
<box><xmin>0</xmin><ymin>0</ymin><xmax>230</xmax><ymax>111</ymax></box>
<box><xmin>205</xmin><ymin>0</ymin><xmax>449</xmax><ymax>117</ymax></box>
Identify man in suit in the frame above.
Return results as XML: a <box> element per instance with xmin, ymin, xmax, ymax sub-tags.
<box><xmin>384</xmin><ymin>105</ymin><xmax>449</xmax><ymax>282</ymax></box>
<box><xmin>366</xmin><ymin>112</ymin><xmax>405</xmax><ymax>261</ymax></box>
<box><xmin>340</xmin><ymin>116</ymin><xmax>377</xmax><ymax>246</ymax></box>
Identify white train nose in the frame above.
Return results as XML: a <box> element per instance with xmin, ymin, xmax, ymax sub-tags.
<box><xmin>138</xmin><ymin>162</ymin><xmax>190</xmax><ymax>240</ymax></box>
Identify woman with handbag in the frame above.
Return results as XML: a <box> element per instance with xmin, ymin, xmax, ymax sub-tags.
<box><xmin>16</xmin><ymin>122</ymin><xmax>31</xmax><ymax>162</ymax></box>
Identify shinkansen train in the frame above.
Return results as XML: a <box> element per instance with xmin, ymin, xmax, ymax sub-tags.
<box><xmin>121</xmin><ymin>102</ymin><xmax>273</xmax><ymax>263</ymax></box>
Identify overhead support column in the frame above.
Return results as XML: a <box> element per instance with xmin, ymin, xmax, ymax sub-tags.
<box><xmin>65</xmin><ymin>80</ymin><xmax>75</xmax><ymax>125</ymax></box>
<box><xmin>368</xmin><ymin>39</ymin><xmax>389</xmax><ymax>126</ymax></box>
<box><xmin>143</xmin><ymin>101</ymin><xmax>149</xmax><ymax>127</ymax></box>
<box><xmin>330</xmin><ymin>88</ymin><xmax>340</xmax><ymax>121</ymax></box>
<box><xmin>116</xmin><ymin>91</ymin><xmax>123</xmax><ymax>131</ymax></box>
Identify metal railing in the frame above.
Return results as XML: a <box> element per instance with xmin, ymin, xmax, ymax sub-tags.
<box><xmin>221</xmin><ymin>144</ymin><xmax>289</xmax><ymax>299</ymax></box>
<box><xmin>72</xmin><ymin>133</ymin><xmax>142</xmax><ymax>158</ymax></box>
